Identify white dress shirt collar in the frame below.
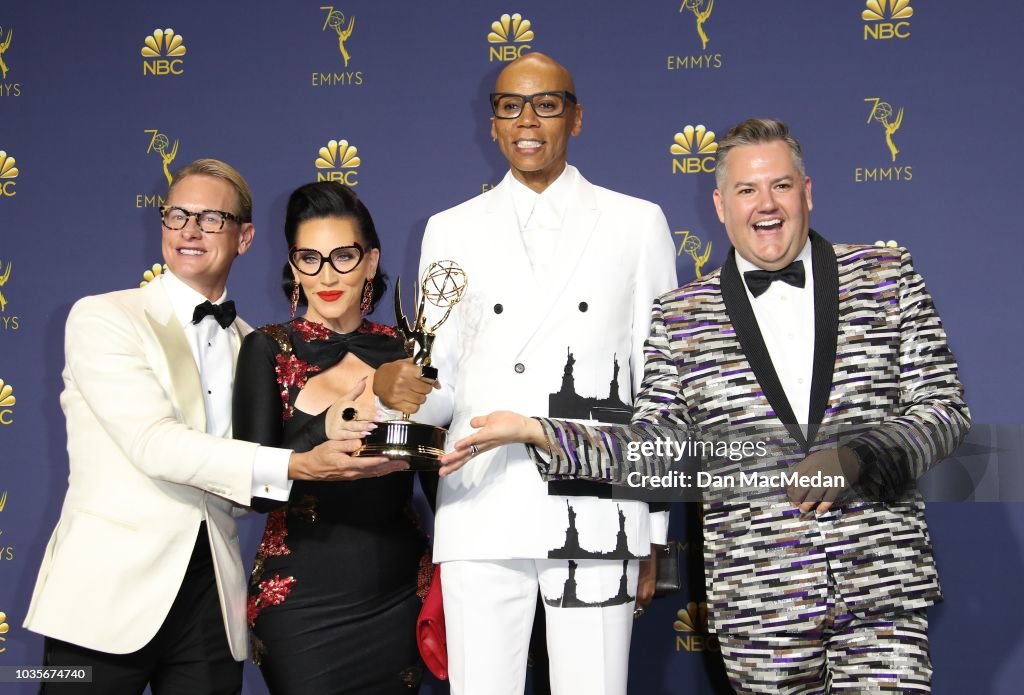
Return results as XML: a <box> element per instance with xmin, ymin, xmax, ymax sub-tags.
<box><xmin>734</xmin><ymin>237</ymin><xmax>815</xmax><ymax>428</ymax></box>
<box><xmin>160</xmin><ymin>270</ymin><xmax>230</xmax><ymax>327</ymax></box>
<box><xmin>508</xmin><ymin>163</ymin><xmax>578</xmax><ymax>230</ymax></box>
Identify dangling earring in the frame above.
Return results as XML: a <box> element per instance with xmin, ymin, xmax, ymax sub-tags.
<box><xmin>360</xmin><ymin>279</ymin><xmax>373</xmax><ymax>317</ymax></box>
<box><xmin>290</xmin><ymin>281</ymin><xmax>301</xmax><ymax>320</ymax></box>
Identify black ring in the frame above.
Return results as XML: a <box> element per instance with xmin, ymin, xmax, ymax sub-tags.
<box><xmin>342</xmin><ymin>407</ymin><xmax>357</xmax><ymax>421</ymax></box>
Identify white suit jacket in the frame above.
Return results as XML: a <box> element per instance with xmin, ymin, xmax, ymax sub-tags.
<box><xmin>416</xmin><ymin>167</ymin><xmax>678</xmax><ymax>562</ymax></box>
<box><xmin>24</xmin><ymin>277</ymin><xmax>259</xmax><ymax>659</ymax></box>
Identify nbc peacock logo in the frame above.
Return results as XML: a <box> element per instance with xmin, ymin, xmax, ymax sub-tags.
<box><xmin>670</xmin><ymin>125</ymin><xmax>717</xmax><ymax>175</ymax></box>
<box><xmin>673</xmin><ymin>601</ymin><xmax>719</xmax><ymax>652</ymax></box>
<box><xmin>863</xmin><ymin>0</ymin><xmax>912</xmax><ymax>40</ymax></box>
<box><xmin>139</xmin><ymin>263</ymin><xmax>167</xmax><ymax>288</ymax></box>
<box><xmin>0</xmin><ymin>378</ymin><xmax>14</xmax><ymax>426</ymax></box>
<box><xmin>0</xmin><ymin>611</ymin><xmax>8</xmax><ymax>653</ymax></box>
<box><xmin>0</xmin><ymin>149</ymin><xmax>18</xmax><ymax>197</ymax></box>
<box><xmin>315</xmin><ymin>139</ymin><xmax>361</xmax><ymax>186</ymax></box>
<box><xmin>487</xmin><ymin>13</ymin><xmax>534</xmax><ymax>62</ymax></box>
<box><xmin>141</xmin><ymin>28</ymin><xmax>187</xmax><ymax>76</ymax></box>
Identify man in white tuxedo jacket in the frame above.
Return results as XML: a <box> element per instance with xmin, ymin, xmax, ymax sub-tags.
<box><xmin>25</xmin><ymin>159</ymin><xmax>398</xmax><ymax>694</ymax></box>
<box><xmin>375</xmin><ymin>53</ymin><xmax>677</xmax><ymax>695</ymax></box>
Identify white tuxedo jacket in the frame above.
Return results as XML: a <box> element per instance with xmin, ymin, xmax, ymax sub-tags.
<box><xmin>25</xmin><ymin>277</ymin><xmax>259</xmax><ymax>659</ymax></box>
<box><xmin>416</xmin><ymin>167</ymin><xmax>677</xmax><ymax>562</ymax></box>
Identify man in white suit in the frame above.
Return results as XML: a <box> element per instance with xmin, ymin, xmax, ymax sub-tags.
<box><xmin>25</xmin><ymin>159</ymin><xmax>401</xmax><ymax>694</ymax></box>
<box><xmin>375</xmin><ymin>54</ymin><xmax>677</xmax><ymax>694</ymax></box>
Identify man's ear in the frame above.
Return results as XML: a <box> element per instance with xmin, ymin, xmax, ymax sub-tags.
<box><xmin>237</xmin><ymin>222</ymin><xmax>255</xmax><ymax>256</ymax></box>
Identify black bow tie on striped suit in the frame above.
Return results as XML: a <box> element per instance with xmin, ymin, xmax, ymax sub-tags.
<box><xmin>192</xmin><ymin>300</ymin><xmax>236</xmax><ymax>329</ymax></box>
<box><xmin>743</xmin><ymin>260</ymin><xmax>806</xmax><ymax>298</ymax></box>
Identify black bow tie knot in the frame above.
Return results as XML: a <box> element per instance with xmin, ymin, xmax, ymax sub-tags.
<box><xmin>743</xmin><ymin>260</ymin><xmax>806</xmax><ymax>298</ymax></box>
<box><xmin>192</xmin><ymin>300</ymin><xmax>237</xmax><ymax>329</ymax></box>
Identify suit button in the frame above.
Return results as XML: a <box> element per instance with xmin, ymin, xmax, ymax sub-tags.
<box><xmin>494</xmin><ymin>303</ymin><xmax>503</xmax><ymax>314</ymax></box>
<box><xmin>514</xmin><ymin>363</ymin><xmax>525</xmax><ymax>374</ymax></box>
<box><xmin>578</xmin><ymin>301</ymin><xmax>588</xmax><ymax>312</ymax></box>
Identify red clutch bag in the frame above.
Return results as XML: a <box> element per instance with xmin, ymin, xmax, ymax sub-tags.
<box><xmin>417</xmin><ymin>564</ymin><xmax>448</xmax><ymax>680</ymax></box>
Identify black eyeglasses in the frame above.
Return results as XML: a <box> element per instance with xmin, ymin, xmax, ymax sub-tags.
<box><xmin>160</xmin><ymin>206</ymin><xmax>242</xmax><ymax>234</ymax></box>
<box><xmin>490</xmin><ymin>91</ymin><xmax>577</xmax><ymax>120</ymax></box>
<box><xmin>289</xmin><ymin>244</ymin><xmax>365</xmax><ymax>275</ymax></box>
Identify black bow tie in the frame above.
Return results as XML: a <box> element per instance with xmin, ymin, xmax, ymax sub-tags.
<box><xmin>743</xmin><ymin>260</ymin><xmax>806</xmax><ymax>298</ymax></box>
<box><xmin>192</xmin><ymin>300</ymin><xmax>237</xmax><ymax>329</ymax></box>
<box><xmin>289</xmin><ymin>319</ymin><xmax>409</xmax><ymax>370</ymax></box>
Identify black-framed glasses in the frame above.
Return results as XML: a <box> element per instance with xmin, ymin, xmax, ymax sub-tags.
<box><xmin>289</xmin><ymin>244</ymin><xmax>365</xmax><ymax>275</ymax></box>
<box><xmin>490</xmin><ymin>91</ymin><xmax>577</xmax><ymax>120</ymax></box>
<box><xmin>160</xmin><ymin>206</ymin><xmax>242</xmax><ymax>233</ymax></box>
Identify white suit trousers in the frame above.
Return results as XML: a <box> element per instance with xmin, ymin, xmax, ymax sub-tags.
<box><xmin>441</xmin><ymin>557</ymin><xmax>638</xmax><ymax>695</ymax></box>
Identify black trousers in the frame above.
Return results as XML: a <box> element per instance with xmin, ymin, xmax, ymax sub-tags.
<box><xmin>41</xmin><ymin>523</ymin><xmax>242</xmax><ymax>695</ymax></box>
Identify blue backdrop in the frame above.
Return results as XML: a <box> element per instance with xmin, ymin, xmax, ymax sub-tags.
<box><xmin>1</xmin><ymin>1</ymin><xmax>1022</xmax><ymax>693</ymax></box>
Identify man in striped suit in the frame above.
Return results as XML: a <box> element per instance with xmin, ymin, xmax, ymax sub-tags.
<box><xmin>450</xmin><ymin>118</ymin><xmax>969</xmax><ymax>693</ymax></box>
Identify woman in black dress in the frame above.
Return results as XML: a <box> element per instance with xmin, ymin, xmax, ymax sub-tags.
<box><xmin>233</xmin><ymin>182</ymin><xmax>431</xmax><ymax>694</ymax></box>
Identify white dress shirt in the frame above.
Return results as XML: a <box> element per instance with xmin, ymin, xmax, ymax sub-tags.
<box><xmin>509</xmin><ymin>164</ymin><xmax>576</xmax><ymax>275</ymax></box>
<box><xmin>161</xmin><ymin>272</ymin><xmax>291</xmax><ymax>500</ymax></box>
<box><xmin>735</xmin><ymin>240</ymin><xmax>815</xmax><ymax>429</ymax></box>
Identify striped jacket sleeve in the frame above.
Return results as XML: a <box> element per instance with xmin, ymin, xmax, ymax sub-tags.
<box><xmin>849</xmin><ymin>248</ymin><xmax>971</xmax><ymax>498</ymax></box>
<box><xmin>529</xmin><ymin>294</ymin><xmax>695</xmax><ymax>483</ymax></box>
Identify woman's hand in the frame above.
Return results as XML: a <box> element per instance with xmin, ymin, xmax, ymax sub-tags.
<box><xmin>439</xmin><ymin>411</ymin><xmax>547</xmax><ymax>477</ymax></box>
<box><xmin>324</xmin><ymin>378</ymin><xmax>378</xmax><ymax>440</ymax></box>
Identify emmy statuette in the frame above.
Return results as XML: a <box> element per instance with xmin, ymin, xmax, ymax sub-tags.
<box><xmin>354</xmin><ymin>260</ymin><xmax>467</xmax><ymax>470</ymax></box>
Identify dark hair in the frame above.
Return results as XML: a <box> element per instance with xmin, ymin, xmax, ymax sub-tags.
<box><xmin>280</xmin><ymin>181</ymin><xmax>388</xmax><ymax>314</ymax></box>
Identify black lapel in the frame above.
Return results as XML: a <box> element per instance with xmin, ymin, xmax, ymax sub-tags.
<box><xmin>720</xmin><ymin>249</ymin><xmax>807</xmax><ymax>450</ymax></box>
<box><xmin>805</xmin><ymin>230</ymin><xmax>839</xmax><ymax>446</ymax></box>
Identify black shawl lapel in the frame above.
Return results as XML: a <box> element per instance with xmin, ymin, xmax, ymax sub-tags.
<box><xmin>720</xmin><ymin>230</ymin><xmax>840</xmax><ymax>452</ymax></box>
<box><xmin>720</xmin><ymin>248</ymin><xmax>807</xmax><ymax>450</ymax></box>
<box><xmin>805</xmin><ymin>230</ymin><xmax>839</xmax><ymax>446</ymax></box>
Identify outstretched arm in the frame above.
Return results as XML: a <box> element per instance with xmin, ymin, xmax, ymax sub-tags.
<box><xmin>444</xmin><ymin>296</ymin><xmax>693</xmax><ymax>482</ymax></box>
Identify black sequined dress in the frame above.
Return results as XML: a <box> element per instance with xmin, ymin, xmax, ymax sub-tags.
<box><xmin>234</xmin><ymin>318</ymin><xmax>431</xmax><ymax>694</ymax></box>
